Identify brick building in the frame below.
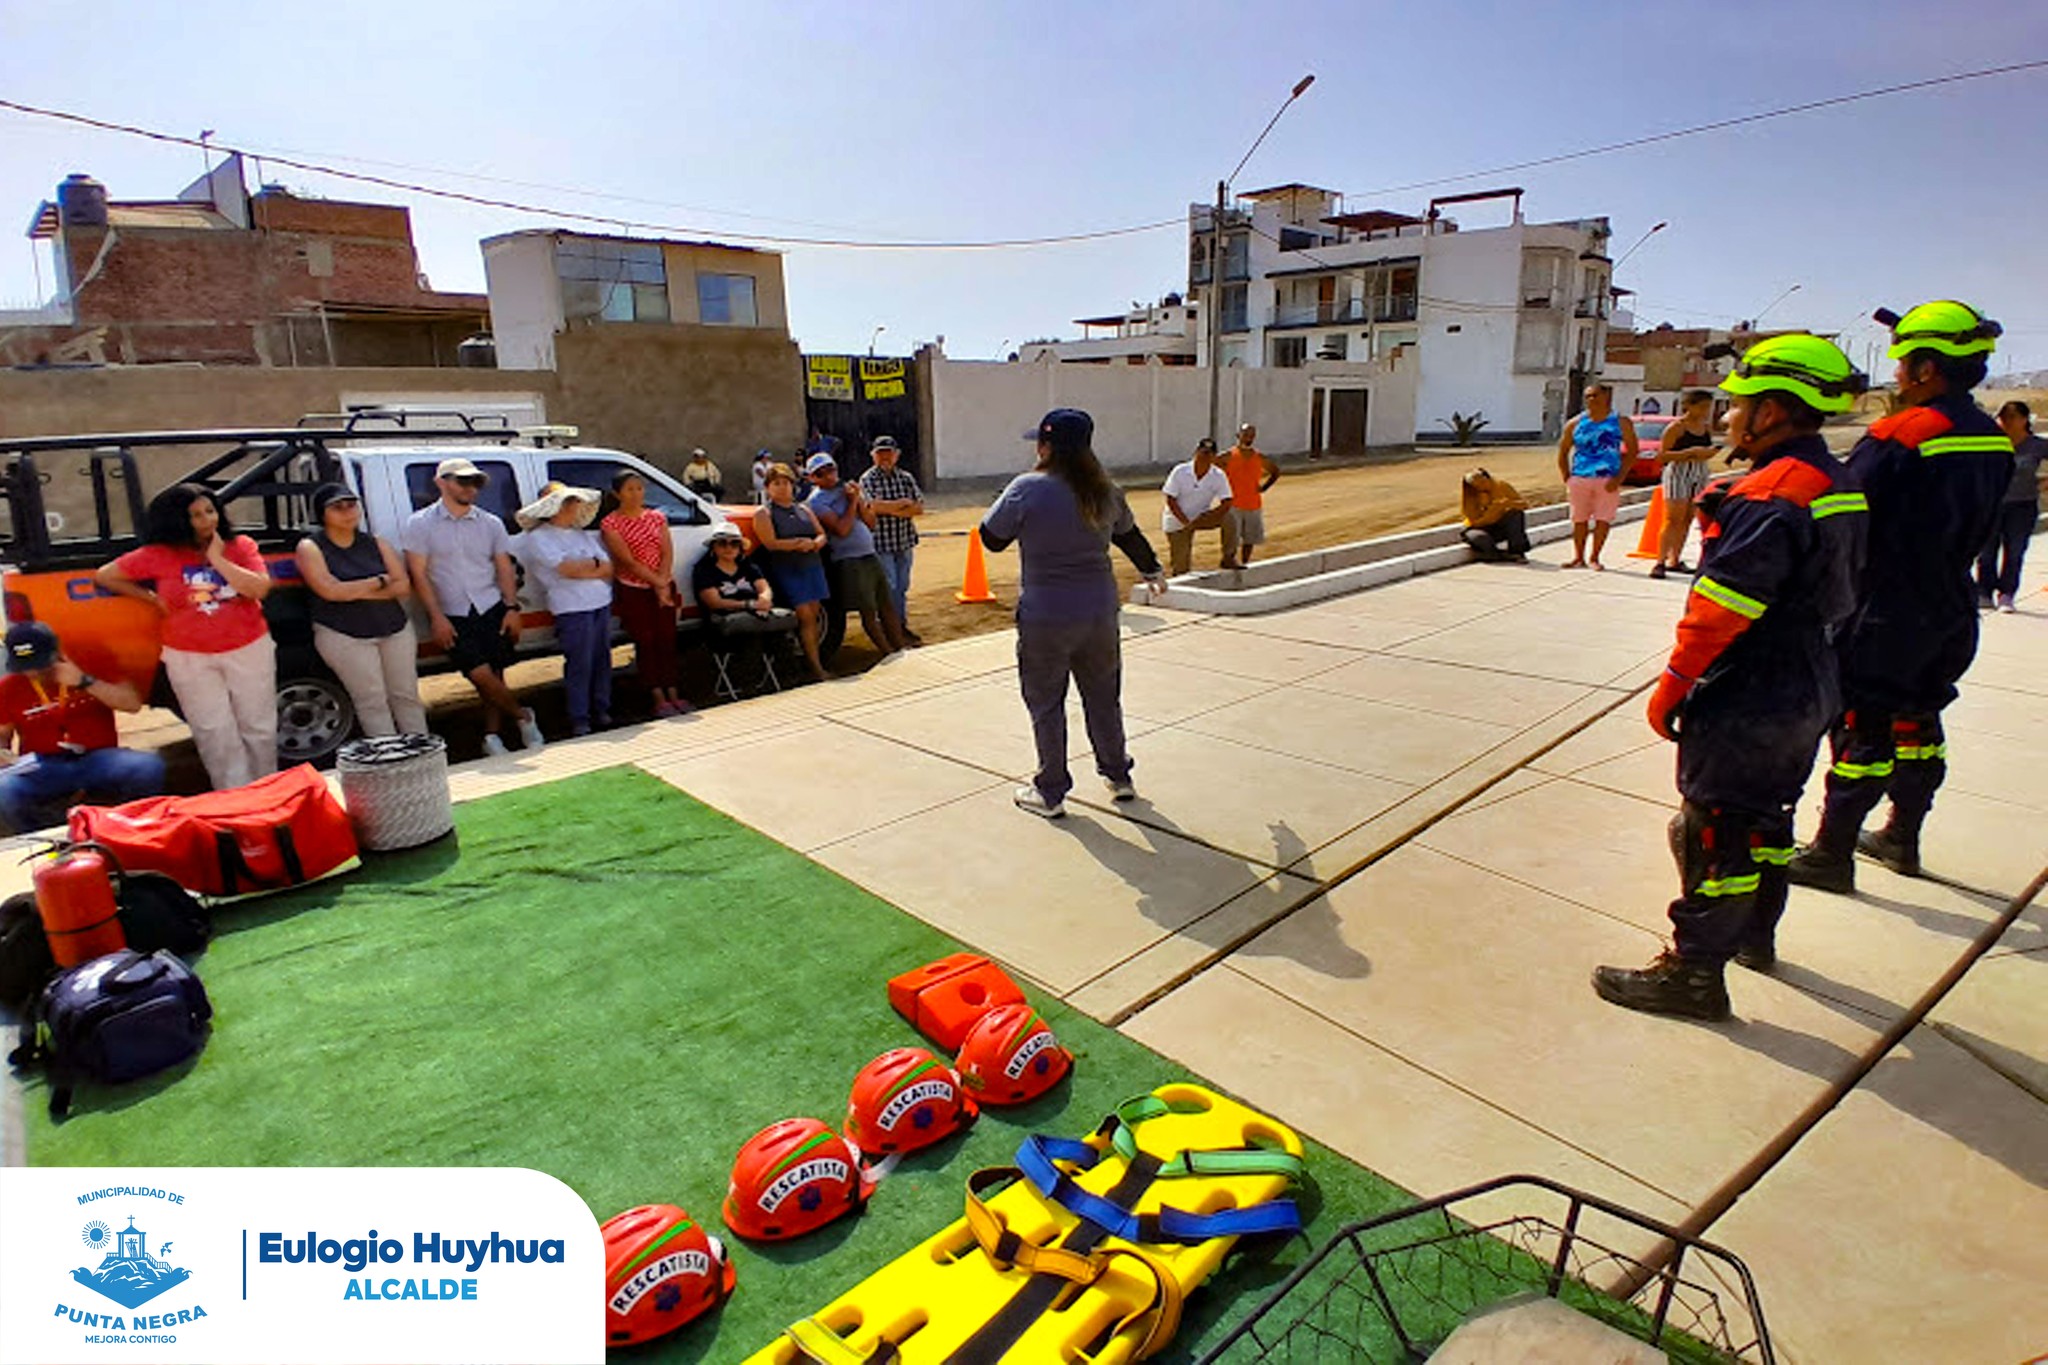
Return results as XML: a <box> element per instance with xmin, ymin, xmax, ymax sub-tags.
<box><xmin>2</xmin><ymin>157</ymin><xmax>487</xmax><ymax>368</ymax></box>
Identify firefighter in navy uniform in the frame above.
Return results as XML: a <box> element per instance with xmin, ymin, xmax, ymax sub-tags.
<box><xmin>1595</xmin><ymin>335</ymin><xmax>1869</xmax><ymax>1020</ymax></box>
<box><xmin>1786</xmin><ymin>302</ymin><xmax>2015</xmax><ymax>893</ymax></box>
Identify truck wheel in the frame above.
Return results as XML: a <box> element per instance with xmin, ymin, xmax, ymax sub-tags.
<box><xmin>277</xmin><ymin>674</ymin><xmax>356</xmax><ymax>767</ymax></box>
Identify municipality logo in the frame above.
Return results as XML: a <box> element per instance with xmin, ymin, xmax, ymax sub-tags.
<box><xmin>73</xmin><ymin>1214</ymin><xmax>192</xmax><ymax>1309</ymax></box>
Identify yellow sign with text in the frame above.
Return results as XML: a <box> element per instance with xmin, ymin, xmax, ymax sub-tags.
<box><xmin>807</xmin><ymin>355</ymin><xmax>853</xmax><ymax>401</ymax></box>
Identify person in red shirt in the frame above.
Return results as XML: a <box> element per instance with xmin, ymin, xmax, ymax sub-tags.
<box><xmin>0</xmin><ymin>622</ymin><xmax>164</xmax><ymax>833</ymax></box>
<box><xmin>96</xmin><ymin>484</ymin><xmax>277</xmax><ymax>791</ymax></box>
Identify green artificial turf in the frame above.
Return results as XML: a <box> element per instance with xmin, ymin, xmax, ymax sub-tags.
<box><xmin>19</xmin><ymin>767</ymin><xmax>1691</xmax><ymax>1363</ymax></box>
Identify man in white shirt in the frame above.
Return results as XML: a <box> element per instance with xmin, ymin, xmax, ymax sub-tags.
<box><xmin>1160</xmin><ymin>438</ymin><xmax>1236</xmax><ymax>575</ymax></box>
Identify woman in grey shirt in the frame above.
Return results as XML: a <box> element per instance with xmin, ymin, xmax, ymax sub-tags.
<box><xmin>980</xmin><ymin>408</ymin><xmax>1166</xmax><ymax>819</ymax></box>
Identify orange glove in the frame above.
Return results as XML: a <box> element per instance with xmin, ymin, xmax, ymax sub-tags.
<box><xmin>1647</xmin><ymin>668</ymin><xmax>1693</xmax><ymax>741</ymax></box>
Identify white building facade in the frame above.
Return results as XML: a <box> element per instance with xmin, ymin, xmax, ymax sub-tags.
<box><xmin>1191</xmin><ymin>184</ymin><xmax>1615</xmax><ymax>442</ymax></box>
<box><xmin>1017</xmin><ymin>298</ymin><xmax>1199</xmax><ymax>365</ymax></box>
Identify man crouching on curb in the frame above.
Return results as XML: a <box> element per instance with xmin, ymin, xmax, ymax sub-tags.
<box><xmin>1593</xmin><ymin>335</ymin><xmax>1868</xmax><ymax>1020</ymax></box>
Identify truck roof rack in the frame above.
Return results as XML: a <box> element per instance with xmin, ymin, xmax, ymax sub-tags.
<box><xmin>294</xmin><ymin>407</ymin><xmax>516</xmax><ymax>433</ymax></box>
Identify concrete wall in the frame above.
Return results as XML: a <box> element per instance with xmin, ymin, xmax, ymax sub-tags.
<box><xmin>551</xmin><ymin>324</ymin><xmax>806</xmax><ymax>472</ymax></box>
<box><xmin>0</xmin><ymin>365</ymin><xmax>555</xmax><ymax>531</ymax></box>
<box><xmin>923</xmin><ymin>353</ymin><xmax>1415</xmax><ymax>480</ymax></box>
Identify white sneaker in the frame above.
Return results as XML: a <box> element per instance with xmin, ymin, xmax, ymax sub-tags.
<box><xmin>1996</xmin><ymin>593</ymin><xmax>2017</xmax><ymax>613</ymax></box>
<box><xmin>482</xmin><ymin>733</ymin><xmax>509</xmax><ymax>758</ymax></box>
<box><xmin>518</xmin><ymin>710</ymin><xmax>547</xmax><ymax>750</ymax></box>
<box><xmin>1013</xmin><ymin>786</ymin><xmax>1065</xmax><ymax>819</ymax></box>
<box><xmin>1104</xmin><ymin>777</ymin><xmax>1137</xmax><ymax>802</ymax></box>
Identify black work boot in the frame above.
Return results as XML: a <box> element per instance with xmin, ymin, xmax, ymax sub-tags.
<box><xmin>1733</xmin><ymin>939</ymin><xmax>1777</xmax><ymax>973</ymax></box>
<box><xmin>1856</xmin><ymin>825</ymin><xmax>1922</xmax><ymax>877</ymax></box>
<box><xmin>1592</xmin><ymin>949</ymin><xmax>1731</xmax><ymax>1021</ymax></box>
<box><xmin>1786</xmin><ymin>843</ymin><xmax>1855</xmax><ymax>894</ymax></box>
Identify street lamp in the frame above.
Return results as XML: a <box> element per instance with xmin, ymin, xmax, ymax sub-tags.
<box><xmin>1207</xmin><ymin>73</ymin><xmax>1316</xmax><ymax>442</ymax></box>
<box><xmin>1613</xmin><ymin>221</ymin><xmax>1668</xmax><ymax>271</ymax></box>
<box><xmin>868</xmin><ymin>325</ymin><xmax>886</xmax><ymax>358</ymax></box>
<box><xmin>1750</xmin><ymin>283</ymin><xmax>1801</xmax><ymax>330</ymax></box>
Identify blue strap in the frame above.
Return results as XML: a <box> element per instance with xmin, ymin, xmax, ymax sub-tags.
<box><xmin>1015</xmin><ymin>1136</ymin><xmax>1301</xmax><ymax>1245</ymax></box>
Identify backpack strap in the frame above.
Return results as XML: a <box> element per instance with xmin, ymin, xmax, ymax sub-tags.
<box><xmin>214</xmin><ymin>831</ymin><xmax>244</xmax><ymax>897</ymax></box>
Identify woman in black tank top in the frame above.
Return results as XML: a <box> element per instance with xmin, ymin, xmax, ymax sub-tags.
<box><xmin>1651</xmin><ymin>390</ymin><xmax>1722</xmax><ymax>578</ymax></box>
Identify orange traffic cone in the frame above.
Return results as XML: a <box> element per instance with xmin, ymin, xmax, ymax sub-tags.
<box><xmin>1627</xmin><ymin>486</ymin><xmax>1667</xmax><ymax>560</ymax></box>
<box><xmin>956</xmin><ymin>531</ymin><xmax>999</xmax><ymax>604</ymax></box>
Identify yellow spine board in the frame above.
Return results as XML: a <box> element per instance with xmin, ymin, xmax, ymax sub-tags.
<box><xmin>745</xmin><ymin>1083</ymin><xmax>1303</xmax><ymax>1365</ymax></box>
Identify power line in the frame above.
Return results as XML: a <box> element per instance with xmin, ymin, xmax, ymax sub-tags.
<box><xmin>4</xmin><ymin>55</ymin><xmax>2043</xmax><ymax>257</ymax></box>
<box><xmin>1341</xmin><ymin>57</ymin><xmax>2048</xmax><ymax>200</ymax></box>
<box><xmin>0</xmin><ymin>98</ymin><xmax>1183</xmax><ymax>252</ymax></box>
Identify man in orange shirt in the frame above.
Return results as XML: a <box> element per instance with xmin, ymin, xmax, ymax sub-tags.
<box><xmin>1220</xmin><ymin>422</ymin><xmax>1280</xmax><ymax>567</ymax></box>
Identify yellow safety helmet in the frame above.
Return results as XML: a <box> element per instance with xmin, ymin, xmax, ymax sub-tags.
<box><xmin>1876</xmin><ymin>301</ymin><xmax>2001</xmax><ymax>359</ymax></box>
<box><xmin>1718</xmin><ymin>333</ymin><xmax>1866</xmax><ymax>415</ymax></box>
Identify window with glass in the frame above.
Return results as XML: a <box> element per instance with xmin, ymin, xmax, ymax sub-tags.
<box><xmin>1220</xmin><ymin>282</ymin><xmax>1249</xmax><ymax>333</ymax></box>
<box><xmin>1271</xmin><ymin>336</ymin><xmax>1308</xmax><ymax>368</ymax></box>
<box><xmin>546</xmin><ymin>458</ymin><xmax>710</xmax><ymax>526</ymax></box>
<box><xmin>696</xmin><ymin>273</ymin><xmax>759</xmax><ymax>327</ymax></box>
<box><xmin>557</xmin><ymin>239</ymin><xmax>669</xmax><ymax>324</ymax></box>
<box><xmin>404</xmin><ymin>459</ymin><xmax>522</xmax><ymax>530</ymax></box>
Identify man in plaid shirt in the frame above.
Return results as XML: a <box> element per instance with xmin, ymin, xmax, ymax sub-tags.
<box><xmin>857</xmin><ymin>435</ymin><xmax>926</xmax><ymax>644</ymax></box>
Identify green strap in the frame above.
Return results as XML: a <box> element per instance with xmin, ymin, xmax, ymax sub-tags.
<box><xmin>1751</xmin><ymin>846</ymin><xmax>1795</xmax><ymax>867</ymax></box>
<box><xmin>1918</xmin><ymin>434</ymin><xmax>2012</xmax><ymax>458</ymax></box>
<box><xmin>1831</xmin><ymin>758</ymin><xmax>1895</xmax><ymax>780</ymax></box>
<box><xmin>1104</xmin><ymin>1095</ymin><xmax>1306</xmax><ymax>1182</ymax></box>
<box><xmin>1809</xmin><ymin>492</ymin><xmax>1868</xmax><ymax>520</ymax></box>
<box><xmin>1895</xmin><ymin>743</ymin><xmax>1947</xmax><ymax>761</ymax></box>
<box><xmin>1698</xmin><ymin>873</ymin><xmax>1762</xmax><ymax>898</ymax></box>
<box><xmin>1694</xmin><ymin>575</ymin><xmax>1767</xmax><ymax>621</ymax></box>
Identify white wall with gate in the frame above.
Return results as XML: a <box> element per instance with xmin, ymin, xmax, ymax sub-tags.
<box><xmin>924</xmin><ymin>352</ymin><xmax>1415</xmax><ymax>480</ymax></box>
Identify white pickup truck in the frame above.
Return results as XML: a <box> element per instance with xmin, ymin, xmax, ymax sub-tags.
<box><xmin>0</xmin><ymin>415</ymin><xmax>748</xmax><ymax>764</ymax></box>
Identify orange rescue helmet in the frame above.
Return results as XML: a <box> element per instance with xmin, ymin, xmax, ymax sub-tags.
<box><xmin>845</xmin><ymin>1046</ymin><xmax>978</xmax><ymax>1156</ymax></box>
<box><xmin>721</xmin><ymin>1118</ymin><xmax>874</xmax><ymax>1242</ymax></box>
<box><xmin>955</xmin><ymin>1003</ymin><xmax>1072</xmax><ymax>1106</ymax></box>
<box><xmin>601</xmin><ymin>1204</ymin><xmax>735</xmax><ymax>1347</ymax></box>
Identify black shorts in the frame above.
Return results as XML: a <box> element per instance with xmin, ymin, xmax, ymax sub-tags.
<box><xmin>449</xmin><ymin>604</ymin><xmax>516</xmax><ymax>676</ymax></box>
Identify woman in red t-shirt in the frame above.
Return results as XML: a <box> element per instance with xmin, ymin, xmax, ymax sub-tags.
<box><xmin>597</xmin><ymin>471</ymin><xmax>688</xmax><ymax>718</ymax></box>
<box><xmin>96</xmin><ymin>484</ymin><xmax>277</xmax><ymax>790</ymax></box>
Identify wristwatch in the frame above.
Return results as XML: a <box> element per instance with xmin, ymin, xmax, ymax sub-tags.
<box><xmin>76</xmin><ymin>673</ymin><xmax>98</xmax><ymax>689</ymax></box>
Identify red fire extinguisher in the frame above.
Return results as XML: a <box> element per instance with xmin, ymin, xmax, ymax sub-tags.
<box><xmin>35</xmin><ymin>843</ymin><xmax>126</xmax><ymax>968</ymax></box>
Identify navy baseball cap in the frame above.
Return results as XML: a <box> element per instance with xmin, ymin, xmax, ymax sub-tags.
<box><xmin>4</xmin><ymin>622</ymin><xmax>59</xmax><ymax>674</ymax></box>
<box><xmin>1025</xmin><ymin>408</ymin><xmax>1094</xmax><ymax>449</ymax></box>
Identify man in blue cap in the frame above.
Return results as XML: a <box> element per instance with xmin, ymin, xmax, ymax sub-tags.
<box><xmin>0</xmin><ymin>622</ymin><xmax>165</xmax><ymax>832</ymax></box>
<box><xmin>981</xmin><ymin>409</ymin><xmax>1167</xmax><ymax>818</ymax></box>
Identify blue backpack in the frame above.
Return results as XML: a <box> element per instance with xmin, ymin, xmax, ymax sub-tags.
<box><xmin>8</xmin><ymin>949</ymin><xmax>212</xmax><ymax>1119</ymax></box>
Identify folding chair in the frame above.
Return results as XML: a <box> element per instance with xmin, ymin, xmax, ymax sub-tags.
<box><xmin>707</xmin><ymin>609</ymin><xmax>799</xmax><ymax>702</ymax></box>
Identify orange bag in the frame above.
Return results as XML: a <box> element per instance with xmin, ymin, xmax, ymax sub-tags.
<box><xmin>69</xmin><ymin>765</ymin><xmax>360</xmax><ymax>898</ymax></box>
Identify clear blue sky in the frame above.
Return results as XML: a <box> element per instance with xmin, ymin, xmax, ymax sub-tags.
<box><xmin>4</xmin><ymin>0</ymin><xmax>2047</xmax><ymax>371</ymax></box>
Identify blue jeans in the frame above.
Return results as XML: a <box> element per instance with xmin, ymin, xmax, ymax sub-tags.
<box><xmin>0</xmin><ymin>747</ymin><xmax>166</xmax><ymax>834</ymax></box>
<box><xmin>876</xmin><ymin>547</ymin><xmax>915</xmax><ymax>626</ymax></box>
<box><xmin>554</xmin><ymin>608</ymin><xmax>614</xmax><ymax>731</ymax></box>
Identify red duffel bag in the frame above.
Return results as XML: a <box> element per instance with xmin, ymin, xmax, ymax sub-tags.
<box><xmin>68</xmin><ymin>765</ymin><xmax>361</xmax><ymax>899</ymax></box>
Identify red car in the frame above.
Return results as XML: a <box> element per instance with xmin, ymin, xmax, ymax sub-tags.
<box><xmin>1626</xmin><ymin>414</ymin><xmax>1674</xmax><ymax>484</ymax></box>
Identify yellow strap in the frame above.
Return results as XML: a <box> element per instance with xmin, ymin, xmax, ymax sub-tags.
<box><xmin>964</xmin><ymin>1169</ymin><xmax>1185</xmax><ymax>1360</ymax></box>
<box><xmin>782</xmin><ymin>1317</ymin><xmax>876</xmax><ymax>1365</ymax></box>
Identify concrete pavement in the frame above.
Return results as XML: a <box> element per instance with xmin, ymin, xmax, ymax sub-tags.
<box><xmin>5</xmin><ymin>531</ymin><xmax>2043</xmax><ymax>1361</ymax></box>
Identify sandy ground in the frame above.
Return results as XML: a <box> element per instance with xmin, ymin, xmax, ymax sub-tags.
<box><xmin>111</xmin><ymin>411</ymin><xmax>1927</xmax><ymax>783</ymax></box>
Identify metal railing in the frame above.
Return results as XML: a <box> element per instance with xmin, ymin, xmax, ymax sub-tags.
<box><xmin>1269</xmin><ymin>295</ymin><xmax>1419</xmax><ymax>329</ymax></box>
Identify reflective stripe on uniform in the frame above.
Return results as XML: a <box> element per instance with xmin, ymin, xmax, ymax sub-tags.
<box><xmin>1752</xmin><ymin>846</ymin><xmax>1796</xmax><ymax>866</ymax></box>
<box><xmin>1809</xmin><ymin>492</ymin><xmax>1868</xmax><ymax>519</ymax></box>
<box><xmin>1698</xmin><ymin>873</ymin><xmax>1762</xmax><ymax>897</ymax></box>
<box><xmin>1895</xmin><ymin>743</ymin><xmax>1948</xmax><ymax>761</ymax></box>
<box><xmin>1918</xmin><ymin>435</ymin><xmax>2013</xmax><ymax>458</ymax></box>
<box><xmin>1694</xmin><ymin>576</ymin><xmax>1767</xmax><ymax>620</ymax></box>
<box><xmin>1831</xmin><ymin>758</ymin><xmax>1895</xmax><ymax>780</ymax></box>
